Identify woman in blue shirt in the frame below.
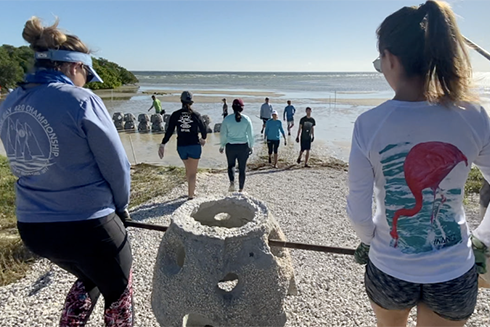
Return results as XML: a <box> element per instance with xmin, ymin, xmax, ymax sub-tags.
<box><xmin>265</xmin><ymin>110</ymin><xmax>287</xmax><ymax>168</ymax></box>
<box><xmin>220</xmin><ymin>99</ymin><xmax>254</xmax><ymax>192</ymax></box>
<box><xmin>0</xmin><ymin>18</ymin><xmax>133</xmax><ymax>326</ymax></box>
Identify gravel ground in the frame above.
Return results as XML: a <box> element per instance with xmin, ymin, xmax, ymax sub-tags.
<box><xmin>0</xmin><ymin>167</ymin><xmax>489</xmax><ymax>327</ymax></box>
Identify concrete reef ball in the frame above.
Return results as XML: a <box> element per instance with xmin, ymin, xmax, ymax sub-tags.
<box><xmin>152</xmin><ymin>194</ymin><xmax>297</xmax><ymax>327</ymax></box>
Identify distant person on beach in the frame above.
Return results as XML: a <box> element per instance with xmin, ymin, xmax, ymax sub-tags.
<box><xmin>158</xmin><ymin>91</ymin><xmax>207</xmax><ymax>200</ymax></box>
<box><xmin>0</xmin><ymin>17</ymin><xmax>133</xmax><ymax>326</ymax></box>
<box><xmin>220</xmin><ymin>98</ymin><xmax>254</xmax><ymax>192</ymax></box>
<box><xmin>296</xmin><ymin>107</ymin><xmax>315</xmax><ymax>167</ymax></box>
<box><xmin>260</xmin><ymin>97</ymin><xmax>273</xmax><ymax>134</ymax></box>
<box><xmin>148</xmin><ymin>94</ymin><xmax>164</xmax><ymax>115</ymax></box>
<box><xmin>347</xmin><ymin>1</ymin><xmax>490</xmax><ymax>326</ymax></box>
<box><xmin>265</xmin><ymin>110</ymin><xmax>287</xmax><ymax>168</ymax></box>
<box><xmin>283</xmin><ymin>100</ymin><xmax>296</xmax><ymax>135</ymax></box>
<box><xmin>222</xmin><ymin>98</ymin><xmax>228</xmax><ymax>119</ymax></box>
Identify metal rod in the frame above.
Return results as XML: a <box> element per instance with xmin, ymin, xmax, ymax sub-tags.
<box><xmin>125</xmin><ymin>221</ymin><xmax>355</xmax><ymax>255</ymax></box>
<box><xmin>128</xmin><ymin>135</ymin><xmax>138</xmax><ymax>164</ymax></box>
<box><xmin>464</xmin><ymin>36</ymin><xmax>490</xmax><ymax>62</ymax></box>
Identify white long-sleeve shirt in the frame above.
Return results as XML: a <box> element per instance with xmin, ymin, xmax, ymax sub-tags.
<box><xmin>347</xmin><ymin>100</ymin><xmax>490</xmax><ymax>283</ymax></box>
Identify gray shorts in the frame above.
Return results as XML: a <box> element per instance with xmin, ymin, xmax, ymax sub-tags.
<box><xmin>365</xmin><ymin>260</ymin><xmax>477</xmax><ymax>321</ymax></box>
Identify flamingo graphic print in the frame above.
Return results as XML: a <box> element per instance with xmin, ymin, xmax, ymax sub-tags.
<box><xmin>380</xmin><ymin>141</ymin><xmax>467</xmax><ymax>253</ymax></box>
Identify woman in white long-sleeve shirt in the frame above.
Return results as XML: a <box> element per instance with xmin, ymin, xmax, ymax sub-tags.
<box><xmin>347</xmin><ymin>1</ymin><xmax>490</xmax><ymax>326</ymax></box>
<box><xmin>220</xmin><ymin>98</ymin><xmax>254</xmax><ymax>192</ymax></box>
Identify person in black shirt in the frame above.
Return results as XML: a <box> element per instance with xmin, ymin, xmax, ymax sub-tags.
<box><xmin>222</xmin><ymin>98</ymin><xmax>228</xmax><ymax>119</ymax></box>
<box><xmin>295</xmin><ymin>107</ymin><xmax>315</xmax><ymax>167</ymax></box>
<box><xmin>158</xmin><ymin>91</ymin><xmax>207</xmax><ymax>199</ymax></box>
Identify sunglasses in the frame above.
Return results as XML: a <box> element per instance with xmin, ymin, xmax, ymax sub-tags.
<box><xmin>81</xmin><ymin>64</ymin><xmax>95</xmax><ymax>83</ymax></box>
<box><xmin>373</xmin><ymin>57</ymin><xmax>382</xmax><ymax>73</ymax></box>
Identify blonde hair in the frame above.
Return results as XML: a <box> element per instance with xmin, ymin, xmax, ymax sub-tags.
<box><xmin>22</xmin><ymin>17</ymin><xmax>90</xmax><ymax>69</ymax></box>
<box><xmin>377</xmin><ymin>0</ymin><xmax>475</xmax><ymax>104</ymax></box>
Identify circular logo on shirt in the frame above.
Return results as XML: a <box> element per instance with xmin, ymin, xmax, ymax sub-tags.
<box><xmin>0</xmin><ymin>104</ymin><xmax>59</xmax><ymax>176</ymax></box>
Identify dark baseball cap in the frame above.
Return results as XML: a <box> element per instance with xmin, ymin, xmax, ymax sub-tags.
<box><xmin>232</xmin><ymin>98</ymin><xmax>244</xmax><ymax>108</ymax></box>
<box><xmin>181</xmin><ymin>91</ymin><xmax>193</xmax><ymax>104</ymax></box>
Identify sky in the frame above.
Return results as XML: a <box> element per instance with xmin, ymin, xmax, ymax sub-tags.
<box><xmin>1</xmin><ymin>0</ymin><xmax>490</xmax><ymax>72</ymax></box>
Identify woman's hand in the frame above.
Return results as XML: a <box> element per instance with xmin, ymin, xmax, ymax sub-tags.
<box><xmin>354</xmin><ymin>242</ymin><xmax>370</xmax><ymax>265</ymax></box>
<box><xmin>471</xmin><ymin>234</ymin><xmax>488</xmax><ymax>274</ymax></box>
<box><xmin>219</xmin><ymin>147</ymin><xmax>224</xmax><ymax>154</ymax></box>
<box><xmin>158</xmin><ymin>144</ymin><xmax>165</xmax><ymax>159</ymax></box>
<box><xmin>199</xmin><ymin>138</ymin><xmax>206</xmax><ymax>146</ymax></box>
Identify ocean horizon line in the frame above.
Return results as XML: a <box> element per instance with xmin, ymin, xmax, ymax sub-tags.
<box><xmin>130</xmin><ymin>70</ymin><xmax>379</xmax><ymax>74</ymax></box>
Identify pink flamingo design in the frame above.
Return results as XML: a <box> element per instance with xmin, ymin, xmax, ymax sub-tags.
<box><xmin>390</xmin><ymin>142</ymin><xmax>467</xmax><ymax>247</ymax></box>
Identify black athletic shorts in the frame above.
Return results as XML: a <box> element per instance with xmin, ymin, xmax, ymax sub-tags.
<box><xmin>365</xmin><ymin>260</ymin><xmax>477</xmax><ymax>321</ymax></box>
<box><xmin>300</xmin><ymin>139</ymin><xmax>311</xmax><ymax>151</ymax></box>
<box><xmin>261</xmin><ymin>118</ymin><xmax>269</xmax><ymax>125</ymax></box>
<box><xmin>267</xmin><ymin>139</ymin><xmax>280</xmax><ymax>154</ymax></box>
<box><xmin>17</xmin><ymin>213</ymin><xmax>132</xmax><ymax>305</ymax></box>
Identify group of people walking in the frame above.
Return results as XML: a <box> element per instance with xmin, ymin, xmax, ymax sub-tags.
<box><xmin>2</xmin><ymin>1</ymin><xmax>490</xmax><ymax>326</ymax></box>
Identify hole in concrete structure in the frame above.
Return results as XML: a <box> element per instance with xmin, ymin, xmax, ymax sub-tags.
<box><xmin>182</xmin><ymin>313</ymin><xmax>215</xmax><ymax>327</ymax></box>
<box><xmin>191</xmin><ymin>200</ymin><xmax>254</xmax><ymax>228</ymax></box>
<box><xmin>217</xmin><ymin>273</ymin><xmax>239</xmax><ymax>292</ymax></box>
<box><xmin>162</xmin><ymin>238</ymin><xmax>186</xmax><ymax>275</ymax></box>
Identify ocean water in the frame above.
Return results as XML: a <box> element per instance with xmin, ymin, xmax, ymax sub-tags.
<box><xmin>104</xmin><ymin>72</ymin><xmax>393</xmax><ymax>165</ymax></box>
<box><xmin>101</xmin><ymin>71</ymin><xmax>490</xmax><ymax>166</ymax></box>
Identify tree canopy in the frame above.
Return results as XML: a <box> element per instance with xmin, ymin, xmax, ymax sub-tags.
<box><xmin>0</xmin><ymin>44</ymin><xmax>138</xmax><ymax>92</ymax></box>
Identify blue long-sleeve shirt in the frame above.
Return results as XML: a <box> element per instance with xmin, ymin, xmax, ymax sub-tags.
<box><xmin>264</xmin><ymin>119</ymin><xmax>285</xmax><ymax>141</ymax></box>
<box><xmin>220</xmin><ymin>113</ymin><xmax>254</xmax><ymax>148</ymax></box>
<box><xmin>284</xmin><ymin>105</ymin><xmax>296</xmax><ymax>121</ymax></box>
<box><xmin>0</xmin><ymin>81</ymin><xmax>130</xmax><ymax>223</ymax></box>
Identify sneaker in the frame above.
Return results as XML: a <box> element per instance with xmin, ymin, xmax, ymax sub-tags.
<box><xmin>304</xmin><ymin>164</ymin><xmax>311</xmax><ymax>168</ymax></box>
<box><xmin>288</xmin><ymin>132</ymin><xmax>291</xmax><ymax>136</ymax></box>
<box><xmin>273</xmin><ymin>164</ymin><xmax>278</xmax><ymax>168</ymax></box>
<box><xmin>228</xmin><ymin>183</ymin><xmax>236</xmax><ymax>192</ymax></box>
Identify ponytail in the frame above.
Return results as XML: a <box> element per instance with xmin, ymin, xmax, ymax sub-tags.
<box><xmin>232</xmin><ymin>99</ymin><xmax>244</xmax><ymax>122</ymax></box>
<box><xmin>377</xmin><ymin>0</ymin><xmax>474</xmax><ymax>104</ymax></box>
<box><xmin>182</xmin><ymin>102</ymin><xmax>193</xmax><ymax>114</ymax></box>
<box><xmin>234</xmin><ymin>109</ymin><xmax>242</xmax><ymax>122</ymax></box>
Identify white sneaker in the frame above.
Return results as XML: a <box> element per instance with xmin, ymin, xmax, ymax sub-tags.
<box><xmin>228</xmin><ymin>183</ymin><xmax>236</xmax><ymax>192</ymax></box>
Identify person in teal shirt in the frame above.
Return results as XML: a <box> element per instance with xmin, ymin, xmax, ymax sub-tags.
<box><xmin>265</xmin><ymin>110</ymin><xmax>287</xmax><ymax>168</ymax></box>
<box><xmin>220</xmin><ymin>98</ymin><xmax>254</xmax><ymax>192</ymax></box>
<box><xmin>148</xmin><ymin>95</ymin><xmax>164</xmax><ymax>114</ymax></box>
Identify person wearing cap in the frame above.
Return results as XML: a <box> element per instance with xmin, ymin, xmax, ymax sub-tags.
<box><xmin>296</xmin><ymin>107</ymin><xmax>316</xmax><ymax>167</ymax></box>
<box><xmin>158</xmin><ymin>91</ymin><xmax>207</xmax><ymax>199</ymax></box>
<box><xmin>148</xmin><ymin>94</ymin><xmax>164</xmax><ymax>115</ymax></box>
<box><xmin>220</xmin><ymin>98</ymin><xmax>254</xmax><ymax>192</ymax></box>
<box><xmin>264</xmin><ymin>110</ymin><xmax>287</xmax><ymax>168</ymax></box>
<box><xmin>283</xmin><ymin>100</ymin><xmax>296</xmax><ymax>136</ymax></box>
<box><xmin>260</xmin><ymin>97</ymin><xmax>273</xmax><ymax>134</ymax></box>
<box><xmin>0</xmin><ymin>17</ymin><xmax>133</xmax><ymax>326</ymax></box>
<box><xmin>222</xmin><ymin>98</ymin><xmax>228</xmax><ymax>119</ymax></box>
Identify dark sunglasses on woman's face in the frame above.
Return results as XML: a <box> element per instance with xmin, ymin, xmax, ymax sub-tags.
<box><xmin>81</xmin><ymin>64</ymin><xmax>94</xmax><ymax>83</ymax></box>
<box><xmin>373</xmin><ymin>57</ymin><xmax>382</xmax><ymax>73</ymax></box>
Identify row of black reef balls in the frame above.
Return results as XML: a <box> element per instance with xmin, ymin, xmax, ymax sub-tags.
<box><xmin>111</xmin><ymin>112</ymin><xmax>223</xmax><ymax>133</ymax></box>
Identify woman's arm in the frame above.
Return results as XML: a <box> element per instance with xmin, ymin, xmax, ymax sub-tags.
<box><xmin>346</xmin><ymin>120</ymin><xmax>375</xmax><ymax>244</ymax></box>
<box><xmin>246</xmin><ymin>116</ymin><xmax>254</xmax><ymax>148</ymax></box>
<box><xmin>220</xmin><ymin>120</ymin><xmax>228</xmax><ymax>148</ymax></box>
<box><xmin>196</xmin><ymin>113</ymin><xmax>207</xmax><ymax>140</ymax></box>
<box><xmin>81</xmin><ymin>96</ymin><xmax>130</xmax><ymax>212</ymax></box>
<box><xmin>161</xmin><ymin>112</ymin><xmax>177</xmax><ymax>145</ymax></box>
